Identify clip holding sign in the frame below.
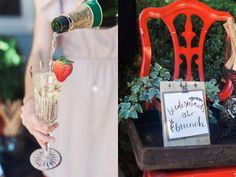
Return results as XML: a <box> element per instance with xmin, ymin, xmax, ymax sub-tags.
<box><xmin>179</xmin><ymin>82</ymin><xmax>198</xmax><ymax>93</ymax></box>
<box><xmin>180</xmin><ymin>82</ymin><xmax>188</xmax><ymax>93</ymax></box>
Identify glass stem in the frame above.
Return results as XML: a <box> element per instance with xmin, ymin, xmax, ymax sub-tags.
<box><xmin>45</xmin><ymin>139</ymin><xmax>50</xmax><ymax>152</ymax></box>
<box><xmin>45</xmin><ymin>122</ymin><xmax>52</xmax><ymax>153</ymax></box>
<box><xmin>44</xmin><ymin>134</ymin><xmax>51</xmax><ymax>154</ymax></box>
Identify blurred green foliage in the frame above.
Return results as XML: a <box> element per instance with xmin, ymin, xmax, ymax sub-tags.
<box><xmin>0</xmin><ymin>36</ymin><xmax>24</xmax><ymax>102</ymax></box>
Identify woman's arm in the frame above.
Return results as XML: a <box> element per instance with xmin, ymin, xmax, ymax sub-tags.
<box><xmin>24</xmin><ymin>0</ymin><xmax>53</xmax><ymax>102</ymax></box>
<box><xmin>21</xmin><ymin>0</ymin><xmax>58</xmax><ymax>148</ymax></box>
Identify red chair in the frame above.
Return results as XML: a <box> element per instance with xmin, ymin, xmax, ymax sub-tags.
<box><xmin>138</xmin><ymin>0</ymin><xmax>235</xmax><ymax>176</ymax></box>
<box><xmin>139</xmin><ymin>0</ymin><xmax>234</xmax><ymax>101</ymax></box>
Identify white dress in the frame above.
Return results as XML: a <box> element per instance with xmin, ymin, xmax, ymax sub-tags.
<box><xmin>41</xmin><ymin>1</ymin><xmax>118</xmax><ymax>177</ymax></box>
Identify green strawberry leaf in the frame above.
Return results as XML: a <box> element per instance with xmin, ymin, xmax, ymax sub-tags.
<box><xmin>56</xmin><ymin>56</ymin><xmax>74</xmax><ymax>65</ymax></box>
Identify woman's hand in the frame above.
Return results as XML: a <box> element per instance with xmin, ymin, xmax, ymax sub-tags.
<box><xmin>21</xmin><ymin>97</ymin><xmax>58</xmax><ymax>148</ymax></box>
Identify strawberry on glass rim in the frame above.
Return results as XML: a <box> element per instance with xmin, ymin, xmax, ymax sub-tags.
<box><xmin>53</xmin><ymin>56</ymin><xmax>74</xmax><ymax>82</ymax></box>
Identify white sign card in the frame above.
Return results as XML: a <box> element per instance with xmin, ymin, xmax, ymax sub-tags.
<box><xmin>163</xmin><ymin>90</ymin><xmax>209</xmax><ymax>140</ymax></box>
<box><xmin>160</xmin><ymin>81</ymin><xmax>210</xmax><ymax>147</ymax></box>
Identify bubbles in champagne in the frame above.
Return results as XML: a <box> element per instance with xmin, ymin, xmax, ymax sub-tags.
<box><xmin>31</xmin><ymin>32</ymin><xmax>61</xmax><ymax>123</ymax></box>
<box><xmin>32</xmin><ymin>72</ymin><xmax>61</xmax><ymax>123</ymax></box>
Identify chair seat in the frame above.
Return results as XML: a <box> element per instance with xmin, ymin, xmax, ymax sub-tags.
<box><xmin>144</xmin><ymin>166</ymin><xmax>236</xmax><ymax>177</ymax></box>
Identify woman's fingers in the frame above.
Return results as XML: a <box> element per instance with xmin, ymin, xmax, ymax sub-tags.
<box><xmin>35</xmin><ymin>130</ymin><xmax>55</xmax><ymax>143</ymax></box>
<box><xmin>23</xmin><ymin>113</ymin><xmax>58</xmax><ymax>134</ymax></box>
<box><xmin>21</xmin><ymin>97</ymin><xmax>59</xmax><ymax>147</ymax></box>
<box><xmin>28</xmin><ymin>127</ymin><xmax>55</xmax><ymax>143</ymax></box>
<box><xmin>49</xmin><ymin>122</ymin><xmax>59</xmax><ymax>131</ymax></box>
<box><xmin>31</xmin><ymin>116</ymin><xmax>51</xmax><ymax>134</ymax></box>
<box><xmin>21</xmin><ymin>98</ymin><xmax>59</xmax><ymax>133</ymax></box>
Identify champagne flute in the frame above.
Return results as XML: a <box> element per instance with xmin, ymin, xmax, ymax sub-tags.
<box><xmin>29</xmin><ymin>60</ymin><xmax>62</xmax><ymax>170</ymax></box>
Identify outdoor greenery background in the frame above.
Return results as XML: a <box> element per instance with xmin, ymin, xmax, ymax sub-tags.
<box><xmin>119</xmin><ymin>0</ymin><xmax>236</xmax><ymax>176</ymax></box>
<box><xmin>0</xmin><ymin>36</ymin><xmax>24</xmax><ymax>102</ymax></box>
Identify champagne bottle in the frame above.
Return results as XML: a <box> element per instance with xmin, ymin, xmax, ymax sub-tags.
<box><xmin>51</xmin><ymin>0</ymin><xmax>118</xmax><ymax>33</ymax></box>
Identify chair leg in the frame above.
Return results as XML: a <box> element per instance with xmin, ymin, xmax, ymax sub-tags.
<box><xmin>143</xmin><ymin>171</ymin><xmax>148</xmax><ymax>177</ymax></box>
<box><xmin>144</xmin><ymin>170</ymin><xmax>168</xmax><ymax>177</ymax></box>
<box><xmin>144</xmin><ymin>167</ymin><xmax>236</xmax><ymax>177</ymax></box>
<box><xmin>143</xmin><ymin>171</ymin><xmax>158</xmax><ymax>177</ymax></box>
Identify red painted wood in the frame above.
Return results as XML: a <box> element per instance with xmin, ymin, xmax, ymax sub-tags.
<box><xmin>139</xmin><ymin>0</ymin><xmax>234</xmax><ymax>101</ymax></box>
<box><xmin>144</xmin><ymin>166</ymin><xmax>236</xmax><ymax>177</ymax></box>
<box><xmin>219</xmin><ymin>79</ymin><xmax>234</xmax><ymax>100</ymax></box>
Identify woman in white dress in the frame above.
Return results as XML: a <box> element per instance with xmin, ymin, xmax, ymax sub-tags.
<box><xmin>21</xmin><ymin>0</ymin><xmax>118</xmax><ymax>177</ymax></box>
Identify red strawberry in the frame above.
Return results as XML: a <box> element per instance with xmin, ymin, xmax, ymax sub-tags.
<box><xmin>53</xmin><ymin>56</ymin><xmax>73</xmax><ymax>82</ymax></box>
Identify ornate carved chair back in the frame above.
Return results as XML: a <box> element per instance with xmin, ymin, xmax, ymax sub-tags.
<box><xmin>139</xmin><ymin>0</ymin><xmax>234</xmax><ymax>101</ymax></box>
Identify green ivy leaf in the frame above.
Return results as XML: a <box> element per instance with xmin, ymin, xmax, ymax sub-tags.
<box><xmin>209</xmin><ymin>79</ymin><xmax>217</xmax><ymax>85</ymax></box>
<box><xmin>148</xmin><ymin>88</ymin><xmax>160</xmax><ymax>100</ymax></box>
<box><xmin>150</xmin><ymin>64</ymin><xmax>160</xmax><ymax>79</ymax></box>
<box><xmin>140</xmin><ymin>76</ymin><xmax>149</xmax><ymax>83</ymax></box>
<box><xmin>119</xmin><ymin>102</ymin><xmax>131</xmax><ymax>109</ymax></box>
<box><xmin>150</xmin><ymin>70</ymin><xmax>158</xmax><ymax>79</ymax></box>
<box><xmin>134</xmin><ymin>80</ymin><xmax>143</xmax><ymax>88</ymax></box>
<box><xmin>154</xmin><ymin>63</ymin><xmax>162</xmax><ymax>72</ymax></box>
<box><xmin>160</xmin><ymin>69</ymin><xmax>171</xmax><ymax>80</ymax></box>
<box><xmin>145</xmin><ymin>81</ymin><xmax>152</xmax><ymax>87</ymax></box>
<box><xmin>119</xmin><ymin>107</ymin><xmax>133</xmax><ymax>119</ymax></box>
<box><xmin>124</xmin><ymin>96</ymin><xmax>131</xmax><ymax>102</ymax></box>
<box><xmin>139</xmin><ymin>91</ymin><xmax>149</xmax><ymax>101</ymax></box>
<box><xmin>131</xmin><ymin>85</ymin><xmax>140</xmax><ymax>94</ymax></box>
<box><xmin>129</xmin><ymin>110</ymin><xmax>138</xmax><ymax>119</ymax></box>
<box><xmin>129</xmin><ymin>95</ymin><xmax>138</xmax><ymax>102</ymax></box>
<box><xmin>118</xmin><ymin>109</ymin><xmax>127</xmax><ymax>119</ymax></box>
<box><xmin>134</xmin><ymin>103</ymin><xmax>143</xmax><ymax>113</ymax></box>
<box><xmin>124</xmin><ymin>110</ymin><xmax>131</xmax><ymax>119</ymax></box>
<box><xmin>153</xmin><ymin>78</ymin><xmax>162</xmax><ymax>87</ymax></box>
<box><xmin>127</xmin><ymin>78</ymin><xmax>139</xmax><ymax>87</ymax></box>
<box><xmin>205</xmin><ymin>79</ymin><xmax>220</xmax><ymax>103</ymax></box>
<box><xmin>138</xmin><ymin>87</ymin><xmax>146</xmax><ymax>94</ymax></box>
<box><xmin>213</xmin><ymin>101</ymin><xmax>223</xmax><ymax>110</ymax></box>
<box><xmin>208</xmin><ymin>109</ymin><xmax>217</xmax><ymax>124</ymax></box>
<box><xmin>207</xmin><ymin>93</ymin><xmax>215</xmax><ymax>101</ymax></box>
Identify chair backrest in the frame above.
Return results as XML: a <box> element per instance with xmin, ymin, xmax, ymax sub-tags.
<box><xmin>139</xmin><ymin>0</ymin><xmax>232</xmax><ymax>81</ymax></box>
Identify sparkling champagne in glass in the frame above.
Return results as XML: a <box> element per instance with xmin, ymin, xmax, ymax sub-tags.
<box><xmin>30</xmin><ymin>60</ymin><xmax>62</xmax><ymax>170</ymax></box>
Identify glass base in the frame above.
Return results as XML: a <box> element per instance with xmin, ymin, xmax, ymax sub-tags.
<box><xmin>30</xmin><ymin>148</ymin><xmax>62</xmax><ymax>171</ymax></box>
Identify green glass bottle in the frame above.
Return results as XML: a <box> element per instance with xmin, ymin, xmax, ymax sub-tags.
<box><xmin>51</xmin><ymin>0</ymin><xmax>118</xmax><ymax>33</ymax></box>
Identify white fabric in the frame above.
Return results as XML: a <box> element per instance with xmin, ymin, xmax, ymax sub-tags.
<box><xmin>41</xmin><ymin>1</ymin><xmax>118</xmax><ymax>177</ymax></box>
